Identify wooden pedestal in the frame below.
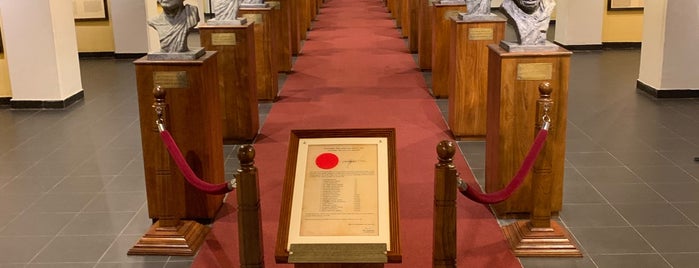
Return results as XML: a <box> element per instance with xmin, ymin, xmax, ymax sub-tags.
<box><xmin>134</xmin><ymin>52</ymin><xmax>225</xmax><ymax>222</ymax></box>
<box><xmin>270</xmin><ymin>1</ymin><xmax>293</xmax><ymax>72</ymax></box>
<box><xmin>400</xmin><ymin>0</ymin><xmax>410</xmax><ymax>38</ymax></box>
<box><xmin>485</xmin><ymin>44</ymin><xmax>571</xmax><ymax>216</ymax></box>
<box><xmin>417</xmin><ymin>0</ymin><xmax>433</xmax><ymax>70</ymax></box>
<box><xmin>447</xmin><ymin>17</ymin><xmax>506</xmax><ymax>139</ymax></box>
<box><xmin>290</xmin><ymin>0</ymin><xmax>301</xmax><ymax>55</ymax></box>
<box><xmin>299</xmin><ymin>0</ymin><xmax>310</xmax><ymax>40</ymax></box>
<box><xmin>502</xmin><ymin>220</ymin><xmax>582</xmax><ymax>257</ymax></box>
<box><xmin>408</xmin><ymin>0</ymin><xmax>419</xmax><ymax>53</ymax></box>
<box><xmin>199</xmin><ymin>23</ymin><xmax>260</xmax><ymax>144</ymax></box>
<box><xmin>128</xmin><ymin>219</ymin><xmax>209</xmax><ymax>256</ymax></box>
<box><xmin>430</xmin><ymin>2</ymin><xmax>466</xmax><ymax>98</ymax></box>
<box><xmin>240</xmin><ymin>6</ymin><xmax>280</xmax><ymax>101</ymax></box>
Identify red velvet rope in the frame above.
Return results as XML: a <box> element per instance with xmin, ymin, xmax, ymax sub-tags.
<box><xmin>458</xmin><ymin>129</ymin><xmax>548</xmax><ymax>204</ymax></box>
<box><xmin>159</xmin><ymin>130</ymin><xmax>232</xmax><ymax>195</ymax></box>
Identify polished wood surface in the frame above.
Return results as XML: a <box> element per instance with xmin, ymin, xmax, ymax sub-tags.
<box><xmin>447</xmin><ymin>18</ymin><xmax>506</xmax><ymax>138</ymax></box>
<box><xmin>290</xmin><ymin>0</ymin><xmax>301</xmax><ymax>55</ymax></box>
<box><xmin>408</xmin><ymin>0</ymin><xmax>419</xmax><ymax>53</ymax></box>
<box><xmin>271</xmin><ymin>0</ymin><xmax>293</xmax><ymax>72</ymax></box>
<box><xmin>502</xmin><ymin>220</ymin><xmax>582</xmax><ymax>257</ymax></box>
<box><xmin>128</xmin><ymin>219</ymin><xmax>210</xmax><ymax>256</ymax></box>
<box><xmin>199</xmin><ymin>23</ymin><xmax>260</xmax><ymax>144</ymax></box>
<box><xmin>300</xmin><ymin>0</ymin><xmax>310</xmax><ymax>40</ymax></box>
<box><xmin>432</xmin><ymin>141</ymin><xmax>457</xmax><ymax>268</ymax></box>
<box><xmin>275</xmin><ymin>129</ymin><xmax>402</xmax><ymax>265</ymax></box>
<box><xmin>240</xmin><ymin>7</ymin><xmax>280</xmax><ymax>101</ymax></box>
<box><xmin>134</xmin><ymin>52</ymin><xmax>225</xmax><ymax>221</ymax></box>
<box><xmin>485</xmin><ymin>45</ymin><xmax>571</xmax><ymax>216</ymax></box>
<box><xmin>400</xmin><ymin>0</ymin><xmax>410</xmax><ymax>38</ymax></box>
<box><xmin>237</xmin><ymin>145</ymin><xmax>266</xmax><ymax>267</ymax></box>
<box><xmin>417</xmin><ymin>0</ymin><xmax>433</xmax><ymax>70</ymax></box>
<box><xmin>431</xmin><ymin>3</ymin><xmax>466</xmax><ymax>98</ymax></box>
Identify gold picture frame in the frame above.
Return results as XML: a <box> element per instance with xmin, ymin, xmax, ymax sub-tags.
<box><xmin>608</xmin><ymin>0</ymin><xmax>644</xmax><ymax>10</ymax></box>
<box><xmin>73</xmin><ymin>0</ymin><xmax>109</xmax><ymax>21</ymax></box>
<box><xmin>275</xmin><ymin>128</ymin><xmax>401</xmax><ymax>264</ymax></box>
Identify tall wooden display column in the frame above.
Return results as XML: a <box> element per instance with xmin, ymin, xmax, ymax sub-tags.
<box><xmin>408</xmin><ymin>0</ymin><xmax>420</xmax><ymax>53</ymax></box>
<box><xmin>299</xmin><ymin>0</ymin><xmax>310</xmax><ymax>40</ymax></box>
<box><xmin>270</xmin><ymin>1</ymin><xmax>293</xmax><ymax>72</ymax></box>
<box><xmin>199</xmin><ymin>22</ymin><xmax>260</xmax><ymax>144</ymax></box>
<box><xmin>430</xmin><ymin>2</ymin><xmax>466</xmax><ymax>98</ymax></box>
<box><xmin>240</xmin><ymin>5</ymin><xmax>280</xmax><ymax>101</ymax></box>
<box><xmin>290</xmin><ymin>0</ymin><xmax>301</xmax><ymax>55</ymax></box>
<box><xmin>417</xmin><ymin>0</ymin><xmax>434</xmax><ymax>70</ymax></box>
<box><xmin>447</xmin><ymin>15</ymin><xmax>506</xmax><ymax>139</ymax></box>
<box><xmin>485</xmin><ymin>44</ymin><xmax>572</xmax><ymax>216</ymax></box>
<box><xmin>400</xmin><ymin>0</ymin><xmax>410</xmax><ymax>38</ymax></box>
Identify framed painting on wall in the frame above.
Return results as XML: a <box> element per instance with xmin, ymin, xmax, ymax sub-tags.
<box><xmin>608</xmin><ymin>0</ymin><xmax>644</xmax><ymax>10</ymax></box>
<box><xmin>73</xmin><ymin>0</ymin><xmax>109</xmax><ymax>21</ymax></box>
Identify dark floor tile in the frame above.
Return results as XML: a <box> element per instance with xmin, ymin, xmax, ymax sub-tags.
<box><xmin>559</xmin><ymin>204</ymin><xmax>627</xmax><ymax>228</ymax></box>
<box><xmin>660</xmin><ymin>150</ymin><xmax>699</xmax><ymax>167</ymax></box>
<box><xmin>103</xmin><ymin>175</ymin><xmax>147</xmax><ymax>192</ymax></box>
<box><xmin>565</xmin><ymin>152</ymin><xmax>623</xmax><ymax>168</ymax></box>
<box><xmin>0</xmin><ymin>212</ymin><xmax>75</xmax><ymax>236</ymax></box>
<box><xmin>25</xmin><ymin>263</ymin><xmax>96</xmax><ymax>268</ymax></box>
<box><xmin>594</xmin><ymin>183</ymin><xmax>667</xmax><ymax>204</ymax></box>
<box><xmin>592</xmin><ymin>254</ymin><xmax>671</xmax><ymax>268</ymax></box>
<box><xmin>565</xmin><ymin>138</ymin><xmax>605</xmax><ymax>153</ymax></box>
<box><xmin>0</xmin><ymin>194</ymin><xmax>42</xmax><ymax>215</ymax></box>
<box><xmin>576</xmin><ymin>166</ymin><xmax>642</xmax><ymax>185</ymax></box>
<box><xmin>164</xmin><ymin>261</ymin><xmax>193</xmax><ymax>268</ymax></box>
<box><xmin>83</xmin><ymin>192</ymin><xmax>147</xmax><ymax>212</ymax></box>
<box><xmin>674</xmin><ymin>203</ymin><xmax>699</xmax><ymax>224</ymax></box>
<box><xmin>0</xmin><ymin>236</ymin><xmax>53</xmax><ymax>264</ymax></box>
<box><xmin>644</xmin><ymin>138</ymin><xmax>699</xmax><ymax>153</ymax></box>
<box><xmin>629</xmin><ymin>165</ymin><xmax>696</xmax><ymax>183</ymax></box>
<box><xmin>563</xmin><ymin>180</ymin><xmax>607</xmax><ymax>204</ymax></box>
<box><xmin>650</xmin><ymin>183</ymin><xmax>699</xmax><ymax>202</ymax></box>
<box><xmin>50</xmin><ymin>176</ymin><xmax>113</xmax><ymax>193</ymax></box>
<box><xmin>0</xmin><ymin>176</ymin><xmax>65</xmax><ymax>194</ymax></box>
<box><xmin>636</xmin><ymin>226</ymin><xmax>699</xmax><ymax>253</ymax></box>
<box><xmin>27</xmin><ymin>193</ymin><xmax>95</xmax><ymax>213</ymax></box>
<box><xmin>60</xmin><ymin>212</ymin><xmax>134</xmax><ymax>235</ymax></box>
<box><xmin>94</xmin><ymin>262</ymin><xmax>167</xmax><ymax>268</ymax></box>
<box><xmin>518</xmin><ymin>256</ymin><xmax>595</xmax><ymax>268</ymax></box>
<box><xmin>33</xmin><ymin>235</ymin><xmax>116</xmax><ymax>263</ymax></box>
<box><xmin>0</xmin><ymin>161</ymin><xmax>34</xmax><ymax>177</ymax></box>
<box><xmin>663</xmin><ymin>253</ymin><xmax>699</xmax><ymax>268</ymax></box>
<box><xmin>614</xmin><ymin>203</ymin><xmax>692</xmax><ymax>226</ymax></box>
<box><xmin>610</xmin><ymin>151</ymin><xmax>674</xmax><ymax>166</ymax></box>
<box><xmin>569</xmin><ymin>227</ymin><xmax>654</xmax><ymax>254</ymax></box>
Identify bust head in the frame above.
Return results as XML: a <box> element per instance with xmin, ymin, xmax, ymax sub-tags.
<box><xmin>158</xmin><ymin>0</ymin><xmax>185</xmax><ymax>13</ymax></box>
<box><xmin>513</xmin><ymin>0</ymin><xmax>541</xmax><ymax>14</ymax></box>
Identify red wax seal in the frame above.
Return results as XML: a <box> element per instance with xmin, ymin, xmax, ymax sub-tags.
<box><xmin>315</xmin><ymin>153</ymin><xmax>339</xmax><ymax>169</ymax></box>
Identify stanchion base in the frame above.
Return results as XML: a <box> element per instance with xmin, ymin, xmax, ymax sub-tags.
<box><xmin>128</xmin><ymin>220</ymin><xmax>210</xmax><ymax>256</ymax></box>
<box><xmin>502</xmin><ymin>220</ymin><xmax>582</xmax><ymax>257</ymax></box>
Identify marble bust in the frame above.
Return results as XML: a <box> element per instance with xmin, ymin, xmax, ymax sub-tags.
<box><xmin>148</xmin><ymin>0</ymin><xmax>200</xmax><ymax>53</ymax></box>
<box><xmin>500</xmin><ymin>0</ymin><xmax>555</xmax><ymax>45</ymax></box>
<box><xmin>211</xmin><ymin>0</ymin><xmax>242</xmax><ymax>21</ymax></box>
<box><xmin>465</xmin><ymin>0</ymin><xmax>491</xmax><ymax>15</ymax></box>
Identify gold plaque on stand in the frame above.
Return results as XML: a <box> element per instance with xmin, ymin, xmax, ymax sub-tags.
<box><xmin>153</xmin><ymin>71</ymin><xmax>188</xmax><ymax>89</ymax></box>
<box><xmin>468</xmin><ymin>28</ymin><xmax>494</xmax><ymax>41</ymax></box>
<box><xmin>211</xmin><ymin>33</ymin><xmax>237</xmax><ymax>46</ymax></box>
<box><xmin>517</xmin><ymin>63</ymin><xmax>553</xmax><ymax>80</ymax></box>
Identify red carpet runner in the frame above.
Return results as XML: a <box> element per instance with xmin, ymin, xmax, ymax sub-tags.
<box><xmin>193</xmin><ymin>0</ymin><xmax>520</xmax><ymax>266</ymax></box>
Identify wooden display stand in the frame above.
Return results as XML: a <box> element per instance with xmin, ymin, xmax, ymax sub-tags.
<box><xmin>299</xmin><ymin>0</ymin><xmax>310</xmax><ymax>40</ymax></box>
<box><xmin>485</xmin><ymin>44</ymin><xmax>572</xmax><ymax>216</ymax></box>
<box><xmin>199</xmin><ymin>23</ymin><xmax>260</xmax><ymax>144</ymax></box>
<box><xmin>430</xmin><ymin>2</ymin><xmax>466</xmax><ymax>98</ymax></box>
<box><xmin>400</xmin><ymin>0</ymin><xmax>410</xmax><ymax>38</ymax></box>
<box><xmin>131</xmin><ymin>53</ymin><xmax>224</xmax><ymax>255</ymax></box>
<box><xmin>290</xmin><ymin>0</ymin><xmax>301</xmax><ymax>55</ymax></box>
<box><xmin>240</xmin><ymin>6</ymin><xmax>280</xmax><ymax>101</ymax></box>
<box><xmin>408</xmin><ymin>0</ymin><xmax>419</xmax><ymax>53</ymax></box>
<box><xmin>134</xmin><ymin>52</ymin><xmax>225</xmax><ymax>221</ymax></box>
<box><xmin>447</xmin><ymin>16</ymin><xmax>506</xmax><ymax>139</ymax></box>
<box><xmin>270</xmin><ymin>1</ymin><xmax>293</xmax><ymax>72</ymax></box>
<box><xmin>417</xmin><ymin>0</ymin><xmax>433</xmax><ymax>70</ymax></box>
<box><xmin>275</xmin><ymin>129</ymin><xmax>402</xmax><ymax>267</ymax></box>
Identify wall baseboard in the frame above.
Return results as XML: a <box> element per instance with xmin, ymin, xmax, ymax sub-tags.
<box><xmin>0</xmin><ymin>97</ymin><xmax>10</xmax><ymax>107</ymax></box>
<box><xmin>9</xmin><ymin>90</ymin><xmax>84</xmax><ymax>109</ymax></box>
<box><xmin>114</xmin><ymin>53</ymin><xmax>148</xmax><ymax>59</ymax></box>
<box><xmin>637</xmin><ymin>80</ymin><xmax>699</xmax><ymax>98</ymax></box>
<box><xmin>78</xmin><ymin>52</ymin><xmax>115</xmax><ymax>59</ymax></box>
<box><xmin>602</xmin><ymin>42</ymin><xmax>642</xmax><ymax>49</ymax></box>
<box><xmin>554</xmin><ymin>42</ymin><xmax>603</xmax><ymax>51</ymax></box>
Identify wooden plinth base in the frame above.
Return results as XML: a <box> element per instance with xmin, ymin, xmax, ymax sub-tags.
<box><xmin>128</xmin><ymin>220</ymin><xmax>210</xmax><ymax>256</ymax></box>
<box><xmin>502</xmin><ymin>220</ymin><xmax>582</xmax><ymax>257</ymax></box>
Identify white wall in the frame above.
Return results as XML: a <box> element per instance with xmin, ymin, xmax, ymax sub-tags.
<box><xmin>112</xmin><ymin>0</ymin><xmax>149</xmax><ymax>54</ymax></box>
<box><xmin>660</xmin><ymin>0</ymin><xmax>699</xmax><ymax>89</ymax></box>
<box><xmin>638</xmin><ymin>0</ymin><xmax>666</xmax><ymax>88</ymax></box>
<box><xmin>554</xmin><ymin>0</ymin><xmax>604</xmax><ymax>46</ymax></box>
<box><xmin>0</xmin><ymin>0</ymin><xmax>83</xmax><ymax>101</ymax></box>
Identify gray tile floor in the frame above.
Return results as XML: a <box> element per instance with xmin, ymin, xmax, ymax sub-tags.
<box><xmin>1</xmin><ymin>28</ymin><xmax>699</xmax><ymax>268</ymax></box>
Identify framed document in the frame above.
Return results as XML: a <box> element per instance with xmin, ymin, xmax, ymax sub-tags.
<box><xmin>73</xmin><ymin>0</ymin><xmax>109</xmax><ymax>21</ymax></box>
<box><xmin>607</xmin><ymin>0</ymin><xmax>644</xmax><ymax>10</ymax></box>
<box><xmin>275</xmin><ymin>129</ymin><xmax>401</xmax><ymax>264</ymax></box>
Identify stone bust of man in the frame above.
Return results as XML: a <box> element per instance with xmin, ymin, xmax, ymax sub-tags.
<box><xmin>500</xmin><ymin>0</ymin><xmax>555</xmax><ymax>45</ymax></box>
<box><xmin>465</xmin><ymin>0</ymin><xmax>491</xmax><ymax>15</ymax></box>
<box><xmin>148</xmin><ymin>0</ymin><xmax>200</xmax><ymax>53</ymax></box>
<box><xmin>212</xmin><ymin>0</ymin><xmax>241</xmax><ymax>21</ymax></box>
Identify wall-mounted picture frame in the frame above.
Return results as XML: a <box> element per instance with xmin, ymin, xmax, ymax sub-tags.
<box><xmin>73</xmin><ymin>0</ymin><xmax>109</xmax><ymax>21</ymax></box>
<box><xmin>608</xmin><ymin>0</ymin><xmax>644</xmax><ymax>11</ymax></box>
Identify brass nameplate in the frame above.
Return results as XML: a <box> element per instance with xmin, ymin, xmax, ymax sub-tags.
<box><xmin>153</xmin><ymin>71</ymin><xmax>188</xmax><ymax>89</ymax></box>
<box><xmin>243</xmin><ymin>14</ymin><xmax>263</xmax><ymax>25</ymax></box>
<box><xmin>211</xmin><ymin>33</ymin><xmax>236</xmax><ymax>46</ymax></box>
<box><xmin>517</xmin><ymin>63</ymin><xmax>553</xmax><ymax>80</ymax></box>
<box><xmin>288</xmin><ymin>243</ymin><xmax>388</xmax><ymax>263</ymax></box>
<box><xmin>269</xmin><ymin>1</ymin><xmax>281</xmax><ymax>10</ymax></box>
<box><xmin>469</xmin><ymin>28</ymin><xmax>494</xmax><ymax>41</ymax></box>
